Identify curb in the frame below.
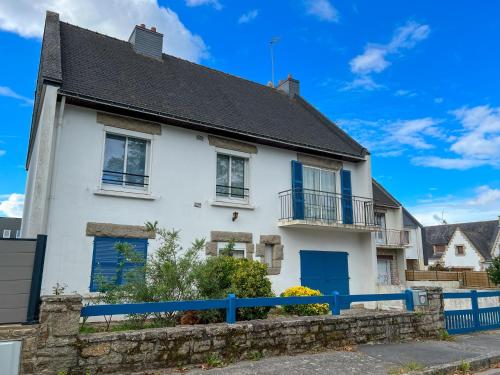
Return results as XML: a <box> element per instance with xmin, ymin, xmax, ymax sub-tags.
<box><xmin>417</xmin><ymin>353</ymin><xmax>500</xmax><ymax>375</ymax></box>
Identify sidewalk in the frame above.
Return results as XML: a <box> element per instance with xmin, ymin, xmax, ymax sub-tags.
<box><xmin>186</xmin><ymin>330</ymin><xmax>500</xmax><ymax>374</ymax></box>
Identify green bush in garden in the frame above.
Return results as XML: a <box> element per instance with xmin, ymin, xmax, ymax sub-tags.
<box><xmin>487</xmin><ymin>256</ymin><xmax>500</xmax><ymax>285</ymax></box>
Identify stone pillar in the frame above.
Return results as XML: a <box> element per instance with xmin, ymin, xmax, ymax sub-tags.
<box><xmin>35</xmin><ymin>295</ymin><xmax>83</xmax><ymax>374</ymax></box>
<box><xmin>411</xmin><ymin>286</ymin><xmax>444</xmax><ymax>314</ymax></box>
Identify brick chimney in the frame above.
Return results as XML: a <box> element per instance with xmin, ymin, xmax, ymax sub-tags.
<box><xmin>277</xmin><ymin>74</ymin><xmax>300</xmax><ymax>97</ymax></box>
<box><xmin>128</xmin><ymin>24</ymin><xmax>163</xmax><ymax>60</ymax></box>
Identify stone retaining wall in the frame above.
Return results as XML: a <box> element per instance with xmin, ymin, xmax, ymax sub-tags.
<box><xmin>1</xmin><ymin>288</ymin><xmax>445</xmax><ymax>374</ymax></box>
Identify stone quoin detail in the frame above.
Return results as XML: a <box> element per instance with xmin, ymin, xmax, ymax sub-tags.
<box><xmin>205</xmin><ymin>231</ymin><xmax>254</xmax><ymax>258</ymax></box>
<box><xmin>257</xmin><ymin>235</ymin><xmax>284</xmax><ymax>275</ymax></box>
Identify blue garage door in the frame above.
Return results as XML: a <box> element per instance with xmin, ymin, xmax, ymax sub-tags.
<box><xmin>300</xmin><ymin>250</ymin><xmax>350</xmax><ymax>296</ymax></box>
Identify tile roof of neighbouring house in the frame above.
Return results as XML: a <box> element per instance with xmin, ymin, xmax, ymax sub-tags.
<box><xmin>29</xmin><ymin>12</ymin><xmax>368</xmax><ymax>165</ymax></box>
<box><xmin>422</xmin><ymin>220</ymin><xmax>499</xmax><ymax>264</ymax></box>
<box><xmin>372</xmin><ymin>179</ymin><xmax>401</xmax><ymax>208</ymax></box>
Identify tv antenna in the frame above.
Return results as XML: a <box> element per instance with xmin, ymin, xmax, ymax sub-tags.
<box><xmin>269</xmin><ymin>36</ymin><xmax>280</xmax><ymax>87</ymax></box>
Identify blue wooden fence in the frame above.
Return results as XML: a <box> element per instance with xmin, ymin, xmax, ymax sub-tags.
<box><xmin>444</xmin><ymin>290</ymin><xmax>500</xmax><ymax>334</ymax></box>
<box><xmin>81</xmin><ymin>290</ymin><xmax>415</xmax><ymax>324</ymax></box>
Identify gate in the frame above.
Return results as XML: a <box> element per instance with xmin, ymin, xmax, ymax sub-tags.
<box><xmin>0</xmin><ymin>235</ymin><xmax>47</xmax><ymax>324</ymax></box>
<box><xmin>444</xmin><ymin>290</ymin><xmax>500</xmax><ymax>334</ymax></box>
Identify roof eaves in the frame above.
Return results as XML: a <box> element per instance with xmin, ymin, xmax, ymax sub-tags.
<box><xmin>61</xmin><ymin>90</ymin><xmax>368</xmax><ymax>162</ymax></box>
<box><xmin>294</xmin><ymin>95</ymin><xmax>369</xmax><ymax>157</ymax></box>
<box><xmin>372</xmin><ymin>179</ymin><xmax>402</xmax><ymax>208</ymax></box>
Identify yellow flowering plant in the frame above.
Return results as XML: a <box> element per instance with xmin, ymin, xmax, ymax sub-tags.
<box><xmin>281</xmin><ymin>286</ymin><xmax>330</xmax><ymax>316</ymax></box>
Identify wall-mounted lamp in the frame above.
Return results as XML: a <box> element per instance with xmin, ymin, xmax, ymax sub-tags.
<box><xmin>232</xmin><ymin>211</ymin><xmax>239</xmax><ymax>222</ymax></box>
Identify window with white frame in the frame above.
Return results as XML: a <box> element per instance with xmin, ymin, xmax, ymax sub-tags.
<box><xmin>3</xmin><ymin>229</ymin><xmax>11</xmax><ymax>238</ymax></box>
<box><xmin>216</xmin><ymin>153</ymin><xmax>248</xmax><ymax>200</ymax></box>
<box><xmin>263</xmin><ymin>244</ymin><xmax>273</xmax><ymax>267</ymax></box>
<box><xmin>101</xmin><ymin>133</ymin><xmax>150</xmax><ymax>191</ymax></box>
<box><xmin>217</xmin><ymin>242</ymin><xmax>246</xmax><ymax>259</ymax></box>
<box><xmin>302</xmin><ymin>165</ymin><xmax>337</xmax><ymax>221</ymax></box>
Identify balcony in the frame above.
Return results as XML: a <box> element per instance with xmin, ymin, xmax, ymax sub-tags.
<box><xmin>375</xmin><ymin>229</ymin><xmax>410</xmax><ymax>248</ymax></box>
<box><xmin>278</xmin><ymin>189</ymin><xmax>377</xmax><ymax>232</ymax></box>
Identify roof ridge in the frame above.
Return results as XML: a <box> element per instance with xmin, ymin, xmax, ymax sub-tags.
<box><xmin>425</xmin><ymin>220</ymin><xmax>497</xmax><ymax>228</ymax></box>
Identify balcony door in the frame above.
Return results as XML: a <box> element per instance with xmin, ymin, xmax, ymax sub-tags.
<box><xmin>303</xmin><ymin>166</ymin><xmax>336</xmax><ymax>221</ymax></box>
<box><xmin>375</xmin><ymin>212</ymin><xmax>386</xmax><ymax>244</ymax></box>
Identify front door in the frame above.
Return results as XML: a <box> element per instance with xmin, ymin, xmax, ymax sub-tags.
<box><xmin>300</xmin><ymin>250</ymin><xmax>350</xmax><ymax>296</ymax></box>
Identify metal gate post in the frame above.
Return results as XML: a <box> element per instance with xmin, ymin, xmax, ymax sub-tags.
<box><xmin>470</xmin><ymin>290</ymin><xmax>480</xmax><ymax>330</ymax></box>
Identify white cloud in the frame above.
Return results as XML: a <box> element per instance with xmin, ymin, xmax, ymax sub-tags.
<box><xmin>408</xmin><ymin>186</ymin><xmax>500</xmax><ymax>225</ymax></box>
<box><xmin>0</xmin><ymin>0</ymin><xmax>208</xmax><ymax>62</ymax></box>
<box><xmin>0</xmin><ymin>150</ymin><xmax>5</xmax><ymax>156</ymax></box>
<box><xmin>185</xmin><ymin>0</ymin><xmax>222</xmax><ymax>10</ymax></box>
<box><xmin>0</xmin><ymin>193</ymin><xmax>24</xmax><ymax>218</ymax></box>
<box><xmin>340</xmin><ymin>76</ymin><xmax>383</xmax><ymax>91</ymax></box>
<box><xmin>395</xmin><ymin>89</ymin><xmax>416</xmax><ymax>97</ymax></box>
<box><xmin>434</xmin><ymin>97</ymin><xmax>444</xmax><ymax>104</ymax></box>
<box><xmin>0</xmin><ymin>86</ymin><xmax>33</xmax><ymax>105</ymax></box>
<box><xmin>339</xmin><ymin>117</ymin><xmax>444</xmax><ymax>157</ymax></box>
<box><xmin>238</xmin><ymin>9</ymin><xmax>259</xmax><ymax>24</ymax></box>
<box><xmin>412</xmin><ymin>105</ymin><xmax>500</xmax><ymax>170</ymax></box>
<box><xmin>305</xmin><ymin>0</ymin><xmax>339</xmax><ymax>22</ymax></box>
<box><xmin>346</xmin><ymin>21</ymin><xmax>430</xmax><ymax>90</ymax></box>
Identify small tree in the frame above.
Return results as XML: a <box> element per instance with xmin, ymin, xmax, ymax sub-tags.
<box><xmin>487</xmin><ymin>256</ymin><xmax>500</xmax><ymax>285</ymax></box>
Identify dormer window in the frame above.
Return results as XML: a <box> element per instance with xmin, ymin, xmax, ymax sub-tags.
<box><xmin>433</xmin><ymin>244</ymin><xmax>446</xmax><ymax>254</ymax></box>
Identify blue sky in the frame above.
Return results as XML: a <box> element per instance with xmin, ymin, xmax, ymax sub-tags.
<box><xmin>0</xmin><ymin>0</ymin><xmax>499</xmax><ymax>224</ymax></box>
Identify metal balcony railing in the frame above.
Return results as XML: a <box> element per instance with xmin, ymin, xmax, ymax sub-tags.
<box><xmin>278</xmin><ymin>189</ymin><xmax>376</xmax><ymax>227</ymax></box>
<box><xmin>102</xmin><ymin>170</ymin><xmax>149</xmax><ymax>188</ymax></box>
<box><xmin>375</xmin><ymin>229</ymin><xmax>410</xmax><ymax>247</ymax></box>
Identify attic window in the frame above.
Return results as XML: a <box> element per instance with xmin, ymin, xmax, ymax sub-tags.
<box><xmin>455</xmin><ymin>245</ymin><xmax>465</xmax><ymax>256</ymax></box>
<box><xmin>433</xmin><ymin>244</ymin><xmax>446</xmax><ymax>254</ymax></box>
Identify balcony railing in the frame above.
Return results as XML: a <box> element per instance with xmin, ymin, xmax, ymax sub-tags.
<box><xmin>102</xmin><ymin>170</ymin><xmax>149</xmax><ymax>188</ymax></box>
<box><xmin>278</xmin><ymin>189</ymin><xmax>376</xmax><ymax>228</ymax></box>
<box><xmin>375</xmin><ymin>229</ymin><xmax>410</xmax><ymax>248</ymax></box>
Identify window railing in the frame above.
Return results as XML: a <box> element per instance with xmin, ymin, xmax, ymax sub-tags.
<box><xmin>216</xmin><ymin>184</ymin><xmax>249</xmax><ymax>199</ymax></box>
<box><xmin>102</xmin><ymin>170</ymin><xmax>149</xmax><ymax>188</ymax></box>
<box><xmin>375</xmin><ymin>229</ymin><xmax>410</xmax><ymax>247</ymax></box>
<box><xmin>278</xmin><ymin>189</ymin><xmax>376</xmax><ymax>227</ymax></box>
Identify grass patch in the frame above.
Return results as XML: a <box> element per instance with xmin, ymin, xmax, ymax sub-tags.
<box><xmin>388</xmin><ymin>361</ymin><xmax>424</xmax><ymax>374</ymax></box>
<box><xmin>457</xmin><ymin>359</ymin><xmax>470</xmax><ymax>374</ymax></box>
<box><xmin>438</xmin><ymin>329</ymin><xmax>455</xmax><ymax>341</ymax></box>
<box><xmin>201</xmin><ymin>353</ymin><xmax>225</xmax><ymax>369</ymax></box>
<box><xmin>247</xmin><ymin>350</ymin><xmax>264</xmax><ymax>361</ymax></box>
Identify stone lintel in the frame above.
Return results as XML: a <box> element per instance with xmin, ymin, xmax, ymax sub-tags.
<box><xmin>210</xmin><ymin>231</ymin><xmax>252</xmax><ymax>243</ymax></box>
<box><xmin>259</xmin><ymin>235</ymin><xmax>281</xmax><ymax>245</ymax></box>
<box><xmin>208</xmin><ymin>135</ymin><xmax>257</xmax><ymax>154</ymax></box>
<box><xmin>97</xmin><ymin>112</ymin><xmax>162</xmax><ymax>135</ymax></box>
<box><xmin>297</xmin><ymin>153</ymin><xmax>342</xmax><ymax>170</ymax></box>
<box><xmin>86</xmin><ymin>222</ymin><xmax>156</xmax><ymax>239</ymax></box>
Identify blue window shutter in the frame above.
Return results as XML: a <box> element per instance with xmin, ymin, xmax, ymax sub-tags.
<box><xmin>90</xmin><ymin>237</ymin><xmax>148</xmax><ymax>292</ymax></box>
<box><xmin>341</xmin><ymin>169</ymin><xmax>353</xmax><ymax>224</ymax></box>
<box><xmin>291</xmin><ymin>160</ymin><xmax>304</xmax><ymax>220</ymax></box>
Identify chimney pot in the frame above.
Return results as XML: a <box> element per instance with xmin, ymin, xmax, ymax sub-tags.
<box><xmin>151</xmin><ymin>26</ymin><xmax>157</xmax><ymax>32</ymax></box>
<box><xmin>140</xmin><ymin>23</ymin><xmax>145</xmax><ymax>28</ymax></box>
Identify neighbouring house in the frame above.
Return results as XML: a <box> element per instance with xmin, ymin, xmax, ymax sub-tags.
<box><xmin>0</xmin><ymin>217</ymin><xmax>22</xmax><ymax>239</ymax></box>
<box><xmin>23</xmin><ymin>12</ymin><xmax>394</xmax><ymax>298</ymax></box>
<box><xmin>372</xmin><ymin>180</ymin><xmax>424</xmax><ymax>288</ymax></box>
<box><xmin>423</xmin><ymin>217</ymin><xmax>500</xmax><ymax>271</ymax></box>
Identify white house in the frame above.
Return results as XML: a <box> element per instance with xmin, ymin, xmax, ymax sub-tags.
<box><xmin>423</xmin><ymin>218</ymin><xmax>500</xmax><ymax>271</ymax></box>
<box><xmin>371</xmin><ymin>180</ymin><xmax>425</xmax><ymax>289</ymax></box>
<box><xmin>23</xmin><ymin>12</ymin><xmax>394</xmax><ymax>298</ymax></box>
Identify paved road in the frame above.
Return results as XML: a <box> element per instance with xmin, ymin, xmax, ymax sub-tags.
<box><xmin>187</xmin><ymin>331</ymin><xmax>500</xmax><ymax>374</ymax></box>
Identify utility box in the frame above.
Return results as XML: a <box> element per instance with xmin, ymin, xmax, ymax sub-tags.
<box><xmin>412</xmin><ymin>290</ymin><xmax>428</xmax><ymax>306</ymax></box>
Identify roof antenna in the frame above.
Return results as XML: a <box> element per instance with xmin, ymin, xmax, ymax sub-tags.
<box><xmin>269</xmin><ymin>36</ymin><xmax>280</xmax><ymax>87</ymax></box>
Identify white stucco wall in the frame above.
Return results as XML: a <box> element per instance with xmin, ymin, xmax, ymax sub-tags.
<box><xmin>443</xmin><ymin>228</ymin><xmax>483</xmax><ymax>271</ymax></box>
<box><xmin>36</xmin><ymin>105</ymin><xmax>378</xmax><ymax>296</ymax></box>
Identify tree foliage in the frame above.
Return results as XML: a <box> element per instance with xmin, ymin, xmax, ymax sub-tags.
<box><xmin>487</xmin><ymin>256</ymin><xmax>500</xmax><ymax>285</ymax></box>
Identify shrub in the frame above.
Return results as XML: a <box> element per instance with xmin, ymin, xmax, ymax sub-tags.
<box><xmin>195</xmin><ymin>241</ymin><xmax>274</xmax><ymax>322</ymax></box>
<box><xmin>281</xmin><ymin>286</ymin><xmax>329</xmax><ymax>316</ymax></box>
<box><xmin>487</xmin><ymin>256</ymin><xmax>500</xmax><ymax>285</ymax></box>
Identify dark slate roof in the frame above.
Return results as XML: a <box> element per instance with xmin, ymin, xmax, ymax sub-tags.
<box><xmin>372</xmin><ymin>179</ymin><xmax>401</xmax><ymax>208</ymax></box>
<box><xmin>422</xmin><ymin>220</ymin><xmax>499</xmax><ymax>264</ymax></box>
<box><xmin>29</xmin><ymin>12</ymin><xmax>368</xmax><ymax>164</ymax></box>
<box><xmin>403</xmin><ymin>208</ymin><xmax>423</xmax><ymax>228</ymax></box>
<box><xmin>0</xmin><ymin>217</ymin><xmax>22</xmax><ymax>238</ymax></box>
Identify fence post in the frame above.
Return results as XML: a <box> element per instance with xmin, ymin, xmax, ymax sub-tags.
<box><xmin>226</xmin><ymin>294</ymin><xmax>236</xmax><ymax>324</ymax></box>
<box><xmin>332</xmin><ymin>291</ymin><xmax>341</xmax><ymax>315</ymax></box>
<box><xmin>405</xmin><ymin>289</ymin><xmax>414</xmax><ymax>311</ymax></box>
<box><xmin>470</xmin><ymin>290</ymin><xmax>480</xmax><ymax>330</ymax></box>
